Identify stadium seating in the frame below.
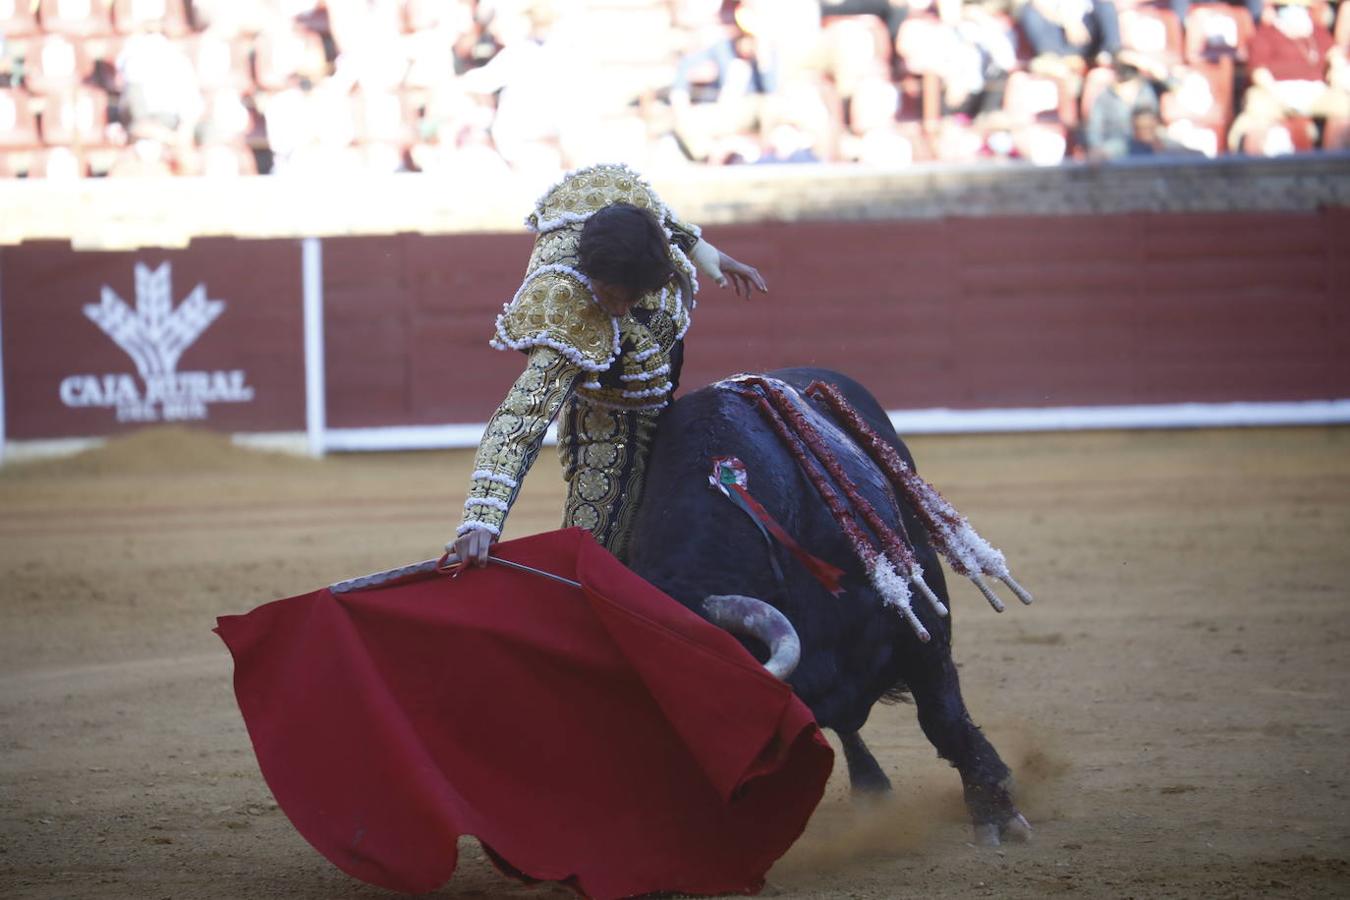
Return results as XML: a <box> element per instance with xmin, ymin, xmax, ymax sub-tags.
<box><xmin>111</xmin><ymin>0</ymin><xmax>188</xmax><ymax>37</ymax></box>
<box><xmin>20</xmin><ymin>33</ymin><xmax>92</xmax><ymax>95</ymax></box>
<box><xmin>1184</xmin><ymin>3</ymin><xmax>1253</xmax><ymax>62</ymax></box>
<box><xmin>2</xmin><ymin>1</ymin><xmax>40</xmax><ymax>37</ymax></box>
<box><xmin>1120</xmin><ymin>4</ymin><xmax>1184</xmax><ymax>67</ymax></box>
<box><xmin>187</xmin><ymin>30</ymin><xmax>254</xmax><ymax>92</ymax></box>
<box><xmin>3</xmin><ymin>0</ymin><xmax>1346</xmax><ymax>178</ymax></box>
<box><xmin>37</xmin><ymin>84</ymin><xmax>112</xmax><ymax>145</ymax></box>
<box><xmin>0</xmin><ymin>86</ymin><xmax>41</xmax><ymax>147</ymax></box>
<box><xmin>36</xmin><ymin>0</ymin><xmax>112</xmax><ymax>37</ymax></box>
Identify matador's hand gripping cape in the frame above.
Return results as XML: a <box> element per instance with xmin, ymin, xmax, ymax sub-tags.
<box><xmin>458</xmin><ymin>164</ymin><xmax>707</xmax><ymax>542</ymax></box>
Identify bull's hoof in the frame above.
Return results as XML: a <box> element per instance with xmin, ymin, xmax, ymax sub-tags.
<box><xmin>972</xmin><ymin>813</ymin><xmax>1033</xmax><ymax>847</ymax></box>
<box><xmin>848</xmin><ymin>768</ymin><xmax>893</xmax><ymax>798</ymax></box>
<box><xmin>1003</xmin><ymin>812</ymin><xmax>1033</xmax><ymax>843</ymax></box>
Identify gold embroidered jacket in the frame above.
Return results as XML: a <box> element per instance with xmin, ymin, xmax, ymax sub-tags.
<box><xmin>457</xmin><ymin>163</ymin><xmax>705</xmax><ymax>540</ymax></box>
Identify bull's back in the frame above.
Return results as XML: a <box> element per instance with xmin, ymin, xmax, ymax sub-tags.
<box><xmin>626</xmin><ymin>369</ymin><xmax>940</xmax><ymax>728</ymax></box>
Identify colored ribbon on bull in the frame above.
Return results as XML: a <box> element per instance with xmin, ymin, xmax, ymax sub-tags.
<box><xmin>710</xmin><ymin>457</ymin><xmax>846</xmax><ymax>597</ymax></box>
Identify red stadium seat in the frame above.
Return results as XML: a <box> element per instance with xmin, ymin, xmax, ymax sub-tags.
<box><xmin>20</xmin><ymin>33</ymin><xmax>93</xmax><ymax>94</ymax></box>
<box><xmin>404</xmin><ymin>0</ymin><xmax>473</xmax><ymax>34</ymax></box>
<box><xmin>896</xmin><ymin>119</ymin><xmax>936</xmax><ymax>162</ymax></box>
<box><xmin>1163</xmin><ymin>119</ymin><xmax>1223</xmax><ymax>156</ymax></box>
<box><xmin>2</xmin><ymin>0</ymin><xmax>40</xmax><ymax>37</ymax></box>
<box><xmin>352</xmin><ymin>89</ymin><xmax>415</xmax><ymax>146</ymax></box>
<box><xmin>0</xmin><ymin>148</ymin><xmax>36</xmax><ymax>175</ymax></box>
<box><xmin>36</xmin><ymin>0</ymin><xmax>112</xmax><ymax>37</ymax></box>
<box><xmin>1012</xmin><ymin>121</ymin><xmax>1068</xmax><ymax>165</ymax></box>
<box><xmin>176</xmin><ymin>140</ymin><xmax>258</xmax><ymax>176</ymax></box>
<box><xmin>894</xmin><ymin>13</ymin><xmax>947</xmax><ymax>76</ymax></box>
<box><xmin>188</xmin><ymin>31</ymin><xmax>253</xmax><ymax>91</ymax></box>
<box><xmin>1078</xmin><ymin>65</ymin><xmax>1117</xmax><ymax>124</ymax></box>
<box><xmin>37</xmin><ymin>84</ymin><xmax>112</xmax><ymax>145</ymax></box>
<box><xmin>252</xmin><ymin>25</ymin><xmax>329</xmax><ymax>91</ymax></box>
<box><xmin>1120</xmin><ymin>6</ymin><xmax>1184</xmax><ymax>66</ymax></box>
<box><xmin>196</xmin><ymin>87</ymin><xmax>255</xmax><ymax>145</ymax></box>
<box><xmin>823</xmin><ymin>12</ymin><xmax>894</xmax><ymax>65</ymax></box>
<box><xmin>822</xmin><ymin>13</ymin><xmax>893</xmax><ymax>96</ymax></box>
<box><xmin>1184</xmin><ymin>3</ymin><xmax>1254</xmax><ymax>62</ymax></box>
<box><xmin>893</xmin><ymin>13</ymin><xmax>954</xmax><ymax>126</ymax></box>
<box><xmin>932</xmin><ymin>116</ymin><xmax>985</xmax><ymax>162</ymax></box>
<box><xmin>1004</xmin><ymin>69</ymin><xmax>1074</xmax><ymax>125</ymax></box>
<box><xmin>1237</xmin><ymin>115</ymin><xmax>1316</xmax><ymax>154</ymax></box>
<box><xmin>111</xmin><ymin>0</ymin><xmax>189</xmax><ymax>36</ymax></box>
<box><xmin>18</xmin><ymin>144</ymin><xmax>87</xmax><ymax>177</ymax></box>
<box><xmin>1322</xmin><ymin>117</ymin><xmax>1350</xmax><ymax>149</ymax></box>
<box><xmin>1162</xmin><ymin>57</ymin><xmax>1234</xmax><ymax>130</ymax></box>
<box><xmin>0</xmin><ymin>87</ymin><xmax>41</xmax><ymax>147</ymax></box>
<box><xmin>356</xmin><ymin>140</ymin><xmax>407</xmax><ymax>173</ymax></box>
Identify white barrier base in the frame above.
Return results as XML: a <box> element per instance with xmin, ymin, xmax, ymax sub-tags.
<box><xmin>320</xmin><ymin>400</ymin><xmax>1350</xmax><ymax>451</ymax></box>
<box><xmin>886</xmin><ymin>399</ymin><xmax>1350</xmax><ymax>434</ymax></box>
<box><xmin>3</xmin><ymin>401</ymin><xmax>1348</xmax><ymax>463</ymax></box>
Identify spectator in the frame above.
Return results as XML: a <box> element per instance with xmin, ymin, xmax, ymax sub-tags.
<box><xmin>667</xmin><ymin>2</ymin><xmax>780</xmax><ymax>163</ymax></box>
<box><xmin>1228</xmin><ymin>0</ymin><xmax>1349</xmax><ymax>151</ymax></box>
<box><xmin>670</xmin><ymin>17</ymin><xmax>777</xmax><ymax>105</ymax></box>
<box><xmin>758</xmin><ymin>121</ymin><xmax>823</xmax><ymax>162</ymax></box>
<box><xmin>819</xmin><ymin>0</ymin><xmax>911</xmax><ymax>47</ymax></box>
<box><xmin>456</xmin><ymin>1</ymin><xmax>587</xmax><ymax>178</ymax></box>
<box><xmin>115</xmin><ymin>27</ymin><xmax>204</xmax><ymax>151</ymax></box>
<box><xmin>326</xmin><ymin>0</ymin><xmax>407</xmax><ymax>92</ymax></box>
<box><xmin>913</xmin><ymin>0</ymin><xmax>1019</xmax><ymax>119</ymax></box>
<box><xmin>1167</xmin><ymin>0</ymin><xmax>1267</xmax><ymax>37</ymax></box>
<box><xmin>1126</xmin><ymin>107</ymin><xmax>1204</xmax><ymax>156</ymax></box>
<box><xmin>838</xmin><ymin>73</ymin><xmax>912</xmax><ymax>163</ymax></box>
<box><xmin>1083</xmin><ymin>52</ymin><xmax>1165</xmax><ymax>160</ymax></box>
<box><xmin>1017</xmin><ymin>0</ymin><xmax>1123</xmax><ymax>76</ymax></box>
<box><xmin>107</xmin><ymin>138</ymin><xmax>175</xmax><ymax>177</ymax></box>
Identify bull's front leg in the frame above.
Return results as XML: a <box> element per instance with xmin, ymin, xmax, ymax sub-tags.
<box><xmin>908</xmin><ymin>653</ymin><xmax>1031</xmax><ymax>846</ymax></box>
<box><xmin>838</xmin><ymin>730</ymin><xmax>892</xmax><ymax>795</ymax></box>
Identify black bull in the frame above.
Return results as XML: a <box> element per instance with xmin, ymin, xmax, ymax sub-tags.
<box><xmin>625</xmin><ymin>367</ymin><xmax>1030</xmax><ymax>843</ymax></box>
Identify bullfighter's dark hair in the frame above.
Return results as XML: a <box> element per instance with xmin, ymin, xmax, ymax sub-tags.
<box><xmin>577</xmin><ymin>203</ymin><xmax>676</xmax><ymax>298</ymax></box>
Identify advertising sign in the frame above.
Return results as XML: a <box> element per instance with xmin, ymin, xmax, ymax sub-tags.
<box><xmin>1</xmin><ymin>239</ymin><xmax>305</xmax><ymax>440</ymax></box>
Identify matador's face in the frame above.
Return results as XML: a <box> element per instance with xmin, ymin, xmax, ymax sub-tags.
<box><xmin>591</xmin><ymin>281</ymin><xmax>642</xmax><ymax>318</ymax></box>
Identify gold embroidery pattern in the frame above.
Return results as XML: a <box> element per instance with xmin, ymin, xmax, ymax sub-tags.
<box><xmin>467</xmin><ymin>164</ymin><xmax>700</xmax><ymax>545</ymax></box>
<box><xmin>496</xmin><ymin>164</ymin><xmax>696</xmax><ymax>388</ymax></box>
<box><xmin>459</xmin><ymin>347</ymin><xmax>580</xmax><ymax>536</ymax></box>
<box><xmin>558</xmin><ymin>399</ymin><xmax>662</xmax><ymax>559</ymax></box>
<box><xmin>494</xmin><ymin>270</ymin><xmax>617</xmax><ymax>371</ymax></box>
<box><xmin>529</xmin><ymin>164</ymin><xmax>664</xmax><ymax>231</ymax></box>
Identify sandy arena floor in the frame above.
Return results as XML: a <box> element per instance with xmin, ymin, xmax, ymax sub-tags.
<box><xmin>2</xmin><ymin>425</ymin><xmax>1348</xmax><ymax>899</ymax></box>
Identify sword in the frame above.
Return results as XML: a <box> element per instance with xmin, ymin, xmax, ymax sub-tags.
<box><xmin>329</xmin><ymin>552</ymin><xmax>582</xmax><ymax>594</ymax></box>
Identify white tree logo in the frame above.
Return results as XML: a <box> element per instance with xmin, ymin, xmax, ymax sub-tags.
<box><xmin>60</xmin><ymin>262</ymin><xmax>255</xmax><ymax>422</ymax></box>
<box><xmin>83</xmin><ymin>262</ymin><xmax>225</xmax><ymax>379</ymax></box>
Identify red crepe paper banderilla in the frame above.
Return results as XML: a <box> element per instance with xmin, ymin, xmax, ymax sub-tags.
<box><xmin>716</xmin><ymin>375</ymin><xmax>1032</xmax><ymax>642</ymax></box>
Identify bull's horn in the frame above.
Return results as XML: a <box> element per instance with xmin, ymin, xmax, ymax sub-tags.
<box><xmin>701</xmin><ymin>594</ymin><xmax>801</xmax><ymax>681</ymax></box>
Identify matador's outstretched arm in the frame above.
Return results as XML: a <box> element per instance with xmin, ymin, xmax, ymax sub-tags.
<box><xmin>454</xmin><ymin>347</ymin><xmax>581</xmax><ymax>557</ymax></box>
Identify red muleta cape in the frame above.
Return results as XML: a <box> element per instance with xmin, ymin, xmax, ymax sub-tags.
<box><xmin>215</xmin><ymin>528</ymin><xmax>833</xmax><ymax>899</ymax></box>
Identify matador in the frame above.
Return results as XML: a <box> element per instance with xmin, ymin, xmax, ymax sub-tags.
<box><xmin>451</xmin><ymin>163</ymin><xmax>767</xmax><ymax>565</ymax></box>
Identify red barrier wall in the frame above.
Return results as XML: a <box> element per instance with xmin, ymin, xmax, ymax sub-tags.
<box><xmin>3</xmin><ymin>208</ymin><xmax>1347</xmax><ymax>442</ymax></box>
<box><xmin>320</xmin><ymin>208</ymin><xmax>1350</xmax><ymax>429</ymax></box>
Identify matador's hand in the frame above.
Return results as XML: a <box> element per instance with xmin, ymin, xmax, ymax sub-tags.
<box><xmin>717</xmin><ymin>252</ymin><xmax>768</xmax><ymax>298</ymax></box>
<box><xmin>450</xmin><ymin>529</ymin><xmax>495</xmax><ymax>568</ymax></box>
